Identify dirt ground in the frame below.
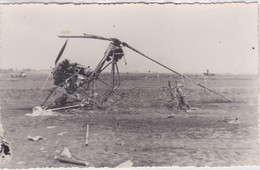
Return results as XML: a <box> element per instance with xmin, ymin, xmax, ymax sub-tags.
<box><xmin>0</xmin><ymin>72</ymin><xmax>258</xmax><ymax>168</ymax></box>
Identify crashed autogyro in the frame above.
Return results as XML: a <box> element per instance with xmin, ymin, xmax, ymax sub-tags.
<box><xmin>38</xmin><ymin>34</ymin><xmax>232</xmax><ymax>112</ymax></box>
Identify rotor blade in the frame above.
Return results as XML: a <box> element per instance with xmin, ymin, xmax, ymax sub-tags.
<box><xmin>58</xmin><ymin>34</ymin><xmax>111</xmax><ymax>41</ymax></box>
<box><xmin>55</xmin><ymin>39</ymin><xmax>68</xmax><ymax>65</ymax></box>
<box><xmin>123</xmin><ymin>42</ymin><xmax>232</xmax><ymax>102</ymax></box>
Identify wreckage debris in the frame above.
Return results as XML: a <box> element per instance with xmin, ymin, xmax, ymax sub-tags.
<box><xmin>55</xmin><ymin>147</ymin><xmax>89</xmax><ymax>166</ymax></box>
<box><xmin>167</xmin><ymin>81</ymin><xmax>192</xmax><ymax>111</ymax></box>
<box><xmin>225</xmin><ymin>118</ymin><xmax>240</xmax><ymax>124</ymax></box>
<box><xmin>26</xmin><ymin>106</ymin><xmax>57</xmax><ymax>117</ymax></box>
<box><xmin>28</xmin><ymin>135</ymin><xmax>43</xmax><ymax>141</ymax></box>
<box><xmin>85</xmin><ymin>124</ymin><xmax>89</xmax><ymax>146</ymax></box>
<box><xmin>55</xmin><ymin>156</ymin><xmax>89</xmax><ymax>166</ymax></box>
<box><xmin>37</xmin><ymin>33</ymin><xmax>231</xmax><ymax>114</ymax></box>
<box><xmin>167</xmin><ymin>115</ymin><xmax>174</xmax><ymax>119</ymax></box>
<box><xmin>57</xmin><ymin>132</ymin><xmax>68</xmax><ymax>136</ymax></box>
<box><xmin>61</xmin><ymin>147</ymin><xmax>72</xmax><ymax>158</ymax></box>
<box><xmin>46</xmin><ymin>126</ymin><xmax>56</xmax><ymax>129</ymax></box>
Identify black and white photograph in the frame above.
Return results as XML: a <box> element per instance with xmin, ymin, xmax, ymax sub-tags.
<box><xmin>0</xmin><ymin>2</ymin><xmax>259</xmax><ymax>168</ymax></box>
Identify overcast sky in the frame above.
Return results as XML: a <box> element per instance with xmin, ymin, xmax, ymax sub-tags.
<box><xmin>0</xmin><ymin>3</ymin><xmax>258</xmax><ymax>74</ymax></box>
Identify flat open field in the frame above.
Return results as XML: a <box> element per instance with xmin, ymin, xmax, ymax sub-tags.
<box><xmin>0</xmin><ymin>72</ymin><xmax>258</xmax><ymax>168</ymax></box>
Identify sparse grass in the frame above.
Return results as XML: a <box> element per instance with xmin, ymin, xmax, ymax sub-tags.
<box><xmin>0</xmin><ymin>72</ymin><xmax>258</xmax><ymax>168</ymax></box>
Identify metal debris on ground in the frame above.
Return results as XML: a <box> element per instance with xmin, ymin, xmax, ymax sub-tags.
<box><xmin>55</xmin><ymin>147</ymin><xmax>89</xmax><ymax>166</ymax></box>
<box><xmin>57</xmin><ymin>132</ymin><xmax>68</xmax><ymax>136</ymax></box>
<box><xmin>167</xmin><ymin>81</ymin><xmax>192</xmax><ymax>111</ymax></box>
<box><xmin>55</xmin><ymin>156</ymin><xmax>89</xmax><ymax>166</ymax></box>
<box><xmin>46</xmin><ymin>126</ymin><xmax>56</xmax><ymax>129</ymax></box>
<box><xmin>85</xmin><ymin>124</ymin><xmax>89</xmax><ymax>146</ymax></box>
<box><xmin>26</xmin><ymin>106</ymin><xmax>57</xmax><ymax>117</ymax></box>
<box><xmin>60</xmin><ymin>147</ymin><xmax>72</xmax><ymax>158</ymax></box>
<box><xmin>27</xmin><ymin>135</ymin><xmax>43</xmax><ymax>141</ymax></box>
<box><xmin>226</xmin><ymin>118</ymin><xmax>240</xmax><ymax>124</ymax></box>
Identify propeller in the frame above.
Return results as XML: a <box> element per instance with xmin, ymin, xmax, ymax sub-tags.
<box><xmin>55</xmin><ymin>39</ymin><xmax>68</xmax><ymax>65</ymax></box>
<box><xmin>58</xmin><ymin>34</ymin><xmax>232</xmax><ymax>102</ymax></box>
<box><xmin>40</xmin><ymin>39</ymin><xmax>68</xmax><ymax>93</ymax></box>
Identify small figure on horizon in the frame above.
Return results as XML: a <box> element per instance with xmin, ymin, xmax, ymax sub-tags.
<box><xmin>203</xmin><ymin>69</ymin><xmax>215</xmax><ymax>76</ymax></box>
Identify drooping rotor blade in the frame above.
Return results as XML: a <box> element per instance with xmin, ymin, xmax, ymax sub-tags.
<box><xmin>55</xmin><ymin>39</ymin><xmax>68</xmax><ymax>65</ymax></box>
<box><xmin>59</xmin><ymin>34</ymin><xmax>111</xmax><ymax>41</ymax></box>
<box><xmin>122</xmin><ymin>42</ymin><xmax>232</xmax><ymax>102</ymax></box>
